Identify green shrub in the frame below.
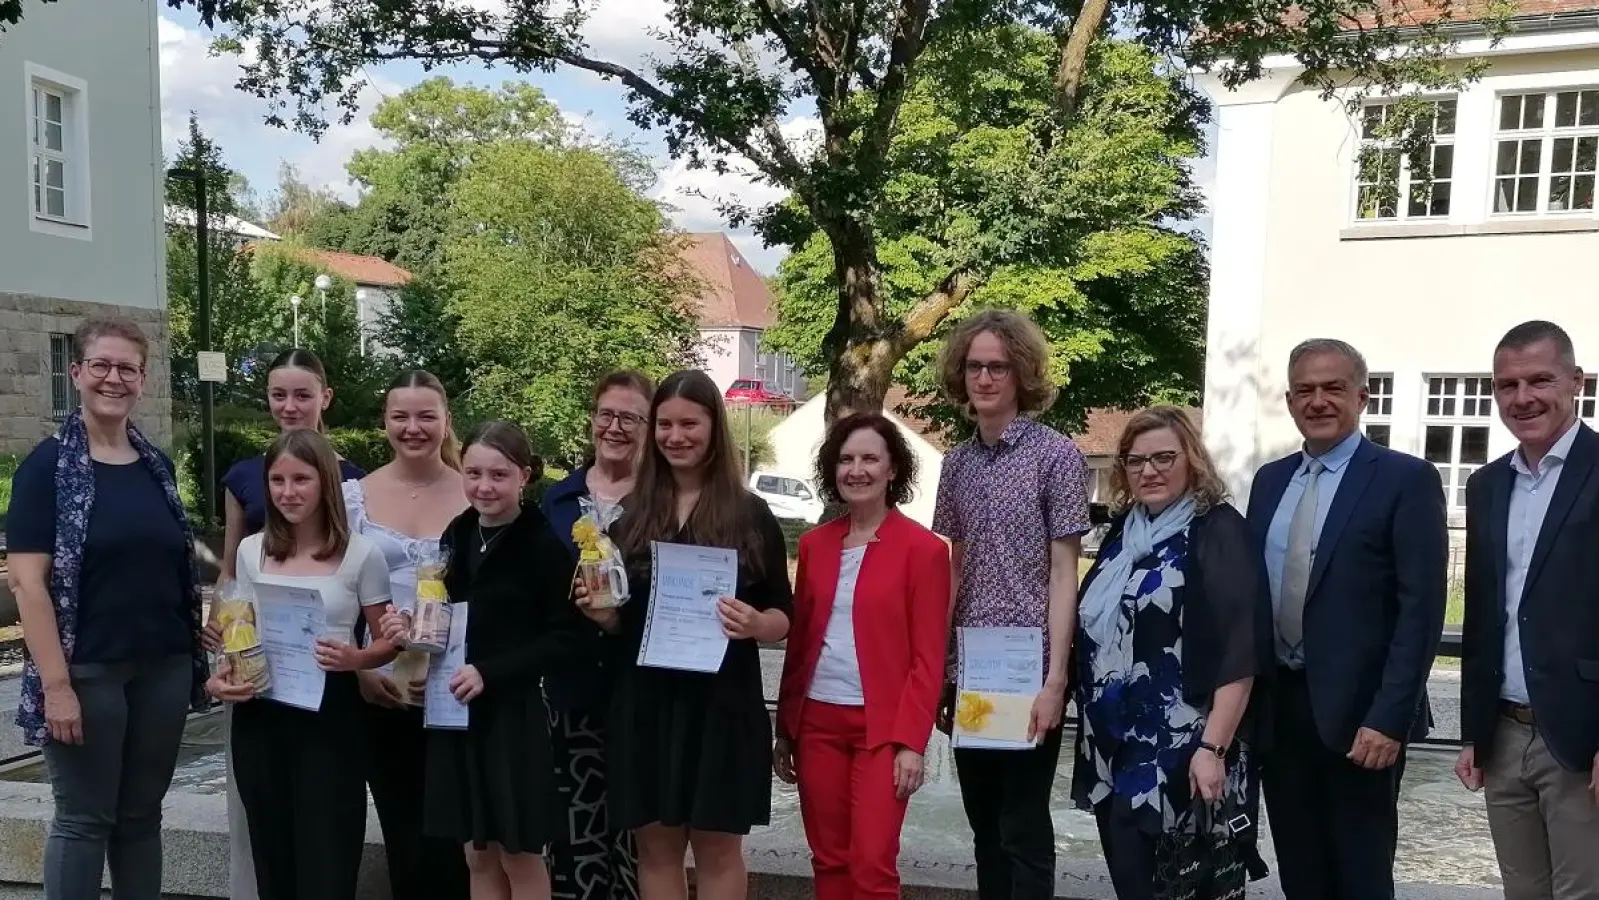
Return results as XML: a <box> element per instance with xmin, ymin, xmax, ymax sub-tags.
<box><xmin>184</xmin><ymin>423</ymin><xmax>393</xmax><ymax>527</ymax></box>
<box><xmin>776</xmin><ymin>517</ymin><xmax>810</xmax><ymax>558</ymax></box>
<box><xmin>0</xmin><ymin>452</ymin><xmax>20</xmax><ymax>529</ymax></box>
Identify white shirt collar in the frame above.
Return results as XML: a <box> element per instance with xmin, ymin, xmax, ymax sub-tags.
<box><xmin>1511</xmin><ymin>419</ymin><xmax>1581</xmax><ymax>477</ymax></box>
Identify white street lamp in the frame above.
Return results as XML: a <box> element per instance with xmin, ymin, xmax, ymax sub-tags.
<box><xmin>314</xmin><ymin>274</ymin><xmax>332</xmax><ymax>326</ymax></box>
<box><xmin>355</xmin><ymin>288</ymin><xmax>372</xmax><ymax>357</ymax></box>
<box><xmin>290</xmin><ymin>294</ymin><xmax>302</xmax><ymax>348</ymax></box>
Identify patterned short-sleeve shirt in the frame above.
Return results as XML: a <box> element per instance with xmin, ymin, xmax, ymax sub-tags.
<box><xmin>934</xmin><ymin>417</ymin><xmax>1091</xmax><ymax>675</ymax></box>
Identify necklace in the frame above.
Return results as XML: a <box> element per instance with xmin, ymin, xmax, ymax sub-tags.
<box><xmin>477</xmin><ymin>522</ymin><xmax>507</xmax><ymax>553</ymax></box>
<box><xmin>398</xmin><ymin>468</ymin><xmax>448</xmax><ymax>500</ymax></box>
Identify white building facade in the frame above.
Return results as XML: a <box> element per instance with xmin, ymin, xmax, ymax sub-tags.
<box><xmin>1199</xmin><ymin>8</ymin><xmax>1599</xmax><ymax>524</ymax></box>
<box><xmin>1</xmin><ymin>0</ymin><xmax>169</xmax><ymax>451</ymax></box>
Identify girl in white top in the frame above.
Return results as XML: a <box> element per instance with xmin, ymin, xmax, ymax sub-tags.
<box><xmin>206</xmin><ymin>428</ymin><xmax>396</xmax><ymax>900</ymax></box>
<box><xmin>343</xmin><ymin>370</ymin><xmax>471</xmax><ymax>900</ymax></box>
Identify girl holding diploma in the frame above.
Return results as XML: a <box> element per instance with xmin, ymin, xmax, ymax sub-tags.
<box><xmin>380</xmin><ymin>421</ymin><xmax>599</xmax><ymax>900</ymax></box>
<box><xmin>574</xmin><ymin>370</ymin><xmax>792</xmax><ymax>900</ymax></box>
<box><xmin>344</xmin><ymin>370</ymin><xmax>470</xmax><ymax>900</ymax></box>
<box><xmin>206</xmin><ymin>429</ymin><xmax>396</xmax><ymax>900</ymax></box>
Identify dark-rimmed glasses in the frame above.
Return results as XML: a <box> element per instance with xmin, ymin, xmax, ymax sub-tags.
<box><xmin>1121</xmin><ymin>451</ymin><xmax>1180</xmax><ymax>473</ymax></box>
<box><xmin>593</xmin><ymin>410</ymin><xmax>647</xmax><ymax>433</ymax></box>
<box><xmin>79</xmin><ymin>359</ymin><xmax>145</xmax><ymax>382</ymax></box>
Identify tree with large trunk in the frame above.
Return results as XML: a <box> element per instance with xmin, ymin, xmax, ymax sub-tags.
<box><xmin>4</xmin><ymin>0</ymin><xmax>1505</xmax><ymax>421</ymax></box>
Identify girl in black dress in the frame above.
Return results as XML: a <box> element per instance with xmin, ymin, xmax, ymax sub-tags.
<box><xmin>574</xmin><ymin>371</ymin><xmax>793</xmax><ymax>900</ymax></box>
<box><xmin>383</xmin><ymin>421</ymin><xmax>600</xmax><ymax>900</ymax></box>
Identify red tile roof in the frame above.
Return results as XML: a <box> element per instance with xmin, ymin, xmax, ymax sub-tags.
<box><xmin>256</xmin><ymin>245</ymin><xmax>414</xmax><ymax>289</ymax></box>
<box><xmin>681</xmin><ymin>233</ymin><xmax>775</xmax><ymax>329</ymax></box>
<box><xmin>1343</xmin><ymin>0</ymin><xmax>1599</xmax><ymax>28</ymax></box>
<box><xmin>1071</xmin><ymin>407</ymin><xmax>1204</xmax><ymax>458</ymax></box>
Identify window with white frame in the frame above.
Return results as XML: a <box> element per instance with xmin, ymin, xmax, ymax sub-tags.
<box><xmin>26</xmin><ymin>64</ymin><xmax>89</xmax><ymax>234</ymax></box>
<box><xmin>1493</xmin><ymin>90</ymin><xmax>1599</xmax><ymax>215</ymax></box>
<box><xmin>1423</xmin><ymin>375</ymin><xmax>1493</xmax><ymax>508</ymax></box>
<box><xmin>49</xmin><ymin>334</ymin><xmax>78</xmax><ymax>421</ymax></box>
<box><xmin>1581</xmin><ymin>374</ymin><xmax>1598</xmax><ymax>423</ymax></box>
<box><xmin>1364</xmin><ymin>374</ymin><xmax>1394</xmax><ymax>447</ymax></box>
<box><xmin>1354</xmin><ymin>98</ymin><xmax>1457</xmax><ymax>221</ymax></box>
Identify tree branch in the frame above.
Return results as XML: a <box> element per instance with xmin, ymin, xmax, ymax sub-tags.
<box><xmin>1054</xmin><ymin>0</ymin><xmax>1111</xmax><ymax>120</ymax></box>
<box><xmin>861</xmin><ymin>0</ymin><xmax>932</xmax><ymax>169</ymax></box>
<box><xmin>732</xmin><ymin>39</ymin><xmax>806</xmax><ymax>177</ymax></box>
<box><xmin>893</xmin><ymin>265</ymin><xmax>980</xmax><ymax>356</ymax></box>
<box><xmin>750</xmin><ymin>0</ymin><xmax>832</xmax><ymax>100</ymax></box>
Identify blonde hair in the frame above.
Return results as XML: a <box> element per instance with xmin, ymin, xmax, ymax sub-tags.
<box><xmin>1110</xmin><ymin>405</ymin><xmax>1227</xmax><ymax>514</ymax></box>
<box><xmin>937</xmin><ymin>309</ymin><xmax>1056</xmax><ymax>417</ymax></box>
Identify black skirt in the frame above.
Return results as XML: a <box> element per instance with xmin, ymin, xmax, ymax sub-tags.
<box><xmin>606</xmin><ymin>662</ymin><xmax>774</xmax><ymax>835</ymax></box>
<box><xmin>424</xmin><ymin>685</ymin><xmax>559</xmax><ymax>854</ymax></box>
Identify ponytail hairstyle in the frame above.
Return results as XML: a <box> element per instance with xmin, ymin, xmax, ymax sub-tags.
<box><xmin>266</xmin><ymin>348</ymin><xmax>332</xmax><ymax>433</ymax></box>
<box><xmin>386</xmin><ymin>369</ymin><xmax>461</xmax><ymax>470</ymax></box>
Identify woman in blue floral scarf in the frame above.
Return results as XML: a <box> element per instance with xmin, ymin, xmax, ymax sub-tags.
<box><xmin>1071</xmin><ymin>406</ymin><xmax>1272</xmax><ymax>900</ymax></box>
<box><xmin>6</xmin><ymin>318</ymin><xmax>207</xmax><ymax>900</ymax></box>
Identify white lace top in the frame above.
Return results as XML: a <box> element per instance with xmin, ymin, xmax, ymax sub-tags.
<box><xmin>342</xmin><ymin>479</ymin><xmax>442</xmax><ymax>615</ymax></box>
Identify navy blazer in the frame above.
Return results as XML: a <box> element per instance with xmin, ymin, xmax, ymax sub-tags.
<box><xmin>1246</xmin><ymin>435</ymin><xmax>1449</xmax><ymax>752</ymax></box>
<box><xmin>1461</xmin><ymin>423</ymin><xmax>1599</xmax><ymax>772</ymax></box>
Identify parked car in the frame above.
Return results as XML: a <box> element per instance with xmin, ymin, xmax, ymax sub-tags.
<box><xmin>749</xmin><ymin>471</ymin><xmax>824</xmax><ymax>524</ymax></box>
<box><xmin>725</xmin><ymin>379</ymin><xmax>796</xmax><ymax>410</ymax></box>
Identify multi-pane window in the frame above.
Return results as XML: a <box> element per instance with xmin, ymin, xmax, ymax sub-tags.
<box><xmin>1354</xmin><ymin>99</ymin><xmax>1457</xmax><ymax>221</ymax></box>
<box><xmin>1493</xmin><ymin>90</ymin><xmax>1599</xmax><ymax>214</ymax></box>
<box><xmin>49</xmin><ymin>334</ymin><xmax>78</xmax><ymax>421</ymax></box>
<box><xmin>30</xmin><ymin>84</ymin><xmax>69</xmax><ymax>221</ymax></box>
<box><xmin>1364</xmin><ymin>374</ymin><xmax>1394</xmax><ymax>447</ymax></box>
<box><xmin>1581</xmin><ymin>374</ymin><xmax>1598</xmax><ymax>422</ymax></box>
<box><xmin>1424</xmin><ymin>375</ymin><xmax>1493</xmax><ymax>508</ymax></box>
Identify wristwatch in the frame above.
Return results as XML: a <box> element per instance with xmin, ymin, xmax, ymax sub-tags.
<box><xmin>1198</xmin><ymin>740</ymin><xmax>1228</xmax><ymax>759</ymax></box>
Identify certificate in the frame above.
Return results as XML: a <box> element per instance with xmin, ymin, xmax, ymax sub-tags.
<box><xmin>253</xmin><ymin>582</ymin><xmax>329</xmax><ymax>712</ymax></box>
<box><xmin>953</xmin><ymin>627</ymin><xmax>1043</xmax><ymax>750</ymax></box>
<box><xmin>637</xmin><ymin>542</ymin><xmax>737</xmax><ymax>673</ymax></box>
<box><xmin>424</xmin><ymin>604</ymin><xmax>470</xmax><ymax>730</ymax></box>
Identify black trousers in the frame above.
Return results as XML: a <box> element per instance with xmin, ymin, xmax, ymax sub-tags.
<box><xmin>231</xmin><ymin>675</ymin><xmax>368</xmax><ymax>900</ymax></box>
<box><xmin>1263</xmin><ymin>670</ymin><xmax>1406</xmax><ymax>900</ymax></box>
<box><xmin>1093</xmin><ymin>801</ymin><xmax>1157</xmax><ymax>900</ymax></box>
<box><xmin>363</xmin><ymin>703</ymin><xmax>470</xmax><ymax>900</ymax></box>
<box><xmin>953</xmin><ymin>725</ymin><xmax>1064</xmax><ymax>900</ymax></box>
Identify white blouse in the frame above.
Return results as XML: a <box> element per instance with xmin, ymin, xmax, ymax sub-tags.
<box><xmin>236</xmin><ymin>531</ymin><xmax>392</xmax><ymax>641</ymax></box>
<box><xmin>807</xmin><ymin>545</ymin><xmax>868</xmax><ymax>706</ymax></box>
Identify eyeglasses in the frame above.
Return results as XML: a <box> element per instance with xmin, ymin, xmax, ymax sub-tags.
<box><xmin>964</xmin><ymin>361</ymin><xmax>1013</xmax><ymax>380</ymax></box>
<box><xmin>1121</xmin><ymin>451</ymin><xmax>1180</xmax><ymax>473</ymax></box>
<box><xmin>593</xmin><ymin>410</ymin><xmax>647</xmax><ymax>433</ymax></box>
<box><xmin>79</xmin><ymin>359</ymin><xmax>144</xmax><ymax>382</ymax></box>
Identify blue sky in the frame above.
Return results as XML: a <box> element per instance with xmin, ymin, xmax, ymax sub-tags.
<box><xmin>157</xmin><ymin>1</ymin><xmax>1213</xmax><ymax>277</ymax></box>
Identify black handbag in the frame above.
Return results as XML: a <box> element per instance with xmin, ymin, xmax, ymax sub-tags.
<box><xmin>1152</xmin><ymin>800</ymin><xmax>1248</xmax><ymax>900</ymax></box>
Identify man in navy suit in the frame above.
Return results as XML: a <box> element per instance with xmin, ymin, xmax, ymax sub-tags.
<box><xmin>1246</xmin><ymin>339</ymin><xmax>1448</xmax><ymax>900</ymax></box>
<box><xmin>1455</xmin><ymin>320</ymin><xmax>1599</xmax><ymax>900</ymax></box>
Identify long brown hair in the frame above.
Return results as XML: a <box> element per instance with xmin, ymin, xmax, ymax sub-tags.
<box><xmin>262</xmin><ymin>429</ymin><xmax>352</xmax><ymax>562</ymax></box>
<box><xmin>267</xmin><ymin>348</ymin><xmax>331</xmax><ymax>433</ymax></box>
<box><xmin>615</xmin><ymin>370</ymin><xmax>759</xmax><ymax>568</ymax></box>
<box><xmin>386</xmin><ymin>369</ymin><xmax>461</xmax><ymax>469</ymax></box>
<box><xmin>1110</xmin><ymin>405</ymin><xmax>1228</xmax><ymax>514</ymax></box>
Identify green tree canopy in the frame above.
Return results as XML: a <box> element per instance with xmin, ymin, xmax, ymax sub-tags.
<box><xmin>443</xmin><ymin>139</ymin><xmax>702</xmax><ymax>463</ymax></box>
<box><xmin>764</xmin><ymin>30</ymin><xmax>1207</xmax><ymax>433</ymax></box>
<box><xmin>120</xmin><ymin>0</ymin><xmax>1510</xmax><ymax>424</ymax></box>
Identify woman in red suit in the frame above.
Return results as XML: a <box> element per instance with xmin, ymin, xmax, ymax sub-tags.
<box><xmin>775</xmin><ymin>412</ymin><xmax>952</xmax><ymax>900</ymax></box>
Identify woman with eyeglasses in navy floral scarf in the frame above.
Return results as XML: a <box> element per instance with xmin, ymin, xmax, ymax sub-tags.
<box><xmin>6</xmin><ymin>318</ymin><xmax>207</xmax><ymax>900</ymax></box>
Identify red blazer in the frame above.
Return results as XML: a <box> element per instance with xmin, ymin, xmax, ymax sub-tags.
<box><xmin>776</xmin><ymin>509</ymin><xmax>952</xmax><ymax>753</ymax></box>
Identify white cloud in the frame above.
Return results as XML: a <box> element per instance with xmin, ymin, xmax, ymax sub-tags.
<box><xmin>649</xmin><ymin>116</ymin><xmax>818</xmax><ymax>274</ymax></box>
<box><xmin>158</xmin><ymin>14</ymin><xmax>396</xmax><ymax>203</ymax></box>
<box><xmin>582</xmin><ymin>0</ymin><xmax>673</xmax><ymax>69</ymax></box>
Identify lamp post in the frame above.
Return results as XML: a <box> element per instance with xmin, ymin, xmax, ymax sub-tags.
<box><xmin>290</xmin><ymin>294</ymin><xmax>302</xmax><ymax>347</ymax></box>
<box><xmin>167</xmin><ymin>167</ymin><xmax>216</xmax><ymax>529</ymax></box>
<box><xmin>314</xmin><ymin>274</ymin><xmax>331</xmax><ymax>329</ymax></box>
<box><xmin>355</xmin><ymin>288</ymin><xmax>372</xmax><ymax>357</ymax></box>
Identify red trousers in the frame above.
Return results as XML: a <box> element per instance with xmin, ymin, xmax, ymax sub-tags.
<box><xmin>795</xmin><ymin>701</ymin><xmax>911</xmax><ymax>900</ymax></box>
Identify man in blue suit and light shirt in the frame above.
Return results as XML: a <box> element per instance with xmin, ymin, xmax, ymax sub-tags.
<box><xmin>1455</xmin><ymin>320</ymin><xmax>1599</xmax><ymax>900</ymax></box>
<box><xmin>1246</xmin><ymin>338</ymin><xmax>1448</xmax><ymax>900</ymax></box>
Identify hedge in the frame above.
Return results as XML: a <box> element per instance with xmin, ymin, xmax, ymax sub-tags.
<box><xmin>184</xmin><ymin>424</ymin><xmax>393</xmax><ymax>527</ymax></box>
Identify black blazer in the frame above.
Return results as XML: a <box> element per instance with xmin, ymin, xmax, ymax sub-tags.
<box><xmin>1461</xmin><ymin>423</ymin><xmax>1599</xmax><ymax>772</ymax></box>
<box><xmin>1247</xmin><ymin>436</ymin><xmax>1449</xmax><ymax>752</ymax></box>
<box><xmin>439</xmin><ymin>503</ymin><xmax>602</xmax><ymax>694</ymax></box>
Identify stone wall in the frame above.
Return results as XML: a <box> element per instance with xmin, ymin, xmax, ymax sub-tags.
<box><xmin>0</xmin><ymin>291</ymin><xmax>171</xmax><ymax>454</ymax></box>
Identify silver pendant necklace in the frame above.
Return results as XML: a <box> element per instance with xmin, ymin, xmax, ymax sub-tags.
<box><xmin>477</xmin><ymin>523</ymin><xmax>505</xmax><ymax>553</ymax></box>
